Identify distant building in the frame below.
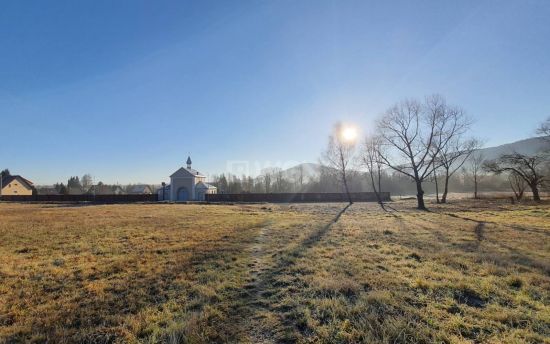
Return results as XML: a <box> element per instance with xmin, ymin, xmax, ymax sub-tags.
<box><xmin>88</xmin><ymin>184</ymin><xmax>125</xmax><ymax>195</ymax></box>
<box><xmin>0</xmin><ymin>175</ymin><xmax>34</xmax><ymax>196</ymax></box>
<box><xmin>112</xmin><ymin>186</ymin><xmax>125</xmax><ymax>195</ymax></box>
<box><xmin>157</xmin><ymin>184</ymin><xmax>171</xmax><ymax>201</ymax></box>
<box><xmin>129</xmin><ymin>184</ymin><xmax>153</xmax><ymax>195</ymax></box>
<box><xmin>37</xmin><ymin>187</ymin><xmax>60</xmax><ymax>195</ymax></box>
<box><xmin>167</xmin><ymin>156</ymin><xmax>217</xmax><ymax>201</ymax></box>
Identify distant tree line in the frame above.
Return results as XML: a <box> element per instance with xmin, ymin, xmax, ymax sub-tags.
<box><xmin>209</xmin><ymin>164</ymin><xmax>544</xmax><ymax>198</ymax></box>
<box><xmin>44</xmin><ymin>174</ymin><xmax>155</xmax><ymax>195</ymax></box>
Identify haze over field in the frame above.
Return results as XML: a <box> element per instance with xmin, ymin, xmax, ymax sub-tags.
<box><xmin>1</xmin><ymin>1</ymin><xmax>550</xmax><ymax>184</ymax></box>
<box><xmin>279</xmin><ymin>136</ymin><xmax>550</xmax><ymax>181</ymax></box>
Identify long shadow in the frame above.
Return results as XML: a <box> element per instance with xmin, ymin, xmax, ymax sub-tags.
<box><xmin>292</xmin><ymin>203</ymin><xmax>352</xmax><ymax>249</ymax></box>
<box><xmin>252</xmin><ymin>203</ymin><xmax>352</xmax><ymax>285</ymax></box>
<box><xmin>433</xmin><ymin>207</ymin><xmax>549</xmax><ymax>236</ymax></box>
<box><xmin>230</xmin><ymin>203</ymin><xmax>353</xmax><ymax>341</ymax></box>
<box><xmin>382</xmin><ymin>202</ymin><xmax>399</xmax><ymax>212</ymax></box>
<box><xmin>410</xmin><ymin>211</ymin><xmax>550</xmax><ymax>275</ymax></box>
<box><xmin>369</xmin><ymin>200</ymin><xmax>399</xmax><ymax>218</ymax></box>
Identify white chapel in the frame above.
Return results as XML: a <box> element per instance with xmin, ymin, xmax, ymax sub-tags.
<box><xmin>158</xmin><ymin>156</ymin><xmax>217</xmax><ymax>201</ymax></box>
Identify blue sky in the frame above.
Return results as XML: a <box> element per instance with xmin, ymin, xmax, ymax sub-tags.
<box><xmin>1</xmin><ymin>0</ymin><xmax>549</xmax><ymax>184</ymax></box>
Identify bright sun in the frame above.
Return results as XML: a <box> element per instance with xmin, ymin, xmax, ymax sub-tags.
<box><xmin>341</xmin><ymin>125</ymin><xmax>358</xmax><ymax>142</ymax></box>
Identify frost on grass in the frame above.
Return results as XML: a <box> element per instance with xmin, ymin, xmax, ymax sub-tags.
<box><xmin>0</xmin><ymin>200</ymin><xmax>548</xmax><ymax>343</ymax></box>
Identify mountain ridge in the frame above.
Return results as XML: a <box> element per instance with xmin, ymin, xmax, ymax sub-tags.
<box><xmin>280</xmin><ymin>136</ymin><xmax>550</xmax><ymax>180</ymax></box>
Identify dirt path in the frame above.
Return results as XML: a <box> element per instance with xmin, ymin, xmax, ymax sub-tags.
<box><xmin>239</xmin><ymin>224</ymin><xmax>277</xmax><ymax>344</ymax></box>
<box><xmin>230</xmin><ymin>205</ymin><xmax>353</xmax><ymax>343</ymax></box>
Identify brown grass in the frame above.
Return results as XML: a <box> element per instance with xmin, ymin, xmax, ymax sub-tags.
<box><xmin>0</xmin><ymin>200</ymin><xmax>548</xmax><ymax>343</ymax></box>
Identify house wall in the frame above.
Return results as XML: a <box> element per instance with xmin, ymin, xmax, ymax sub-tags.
<box><xmin>1</xmin><ymin>180</ymin><xmax>33</xmax><ymax>195</ymax></box>
<box><xmin>157</xmin><ymin>187</ymin><xmax>170</xmax><ymax>201</ymax></box>
<box><xmin>170</xmin><ymin>177</ymin><xmax>195</xmax><ymax>201</ymax></box>
<box><xmin>168</xmin><ymin>167</ymin><xmax>209</xmax><ymax>201</ymax></box>
<box><xmin>195</xmin><ymin>187</ymin><xmax>217</xmax><ymax>201</ymax></box>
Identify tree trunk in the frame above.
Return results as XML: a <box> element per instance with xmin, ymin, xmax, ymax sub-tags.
<box><xmin>441</xmin><ymin>172</ymin><xmax>450</xmax><ymax>203</ymax></box>
<box><xmin>369</xmin><ymin>171</ymin><xmax>382</xmax><ymax>204</ymax></box>
<box><xmin>377</xmin><ymin>166</ymin><xmax>382</xmax><ymax>199</ymax></box>
<box><xmin>415</xmin><ymin>179</ymin><xmax>426</xmax><ymax>210</ymax></box>
<box><xmin>531</xmin><ymin>184</ymin><xmax>541</xmax><ymax>202</ymax></box>
<box><xmin>474</xmin><ymin>175</ymin><xmax>478</xmax><ymax>199</ymax></box>
<box><xmin>433</xmin><ymin>170</ymin><xmax>440</xmax><ymax>204</ymax></box>
<box><xmin>343</xmin><ymin>177</ymin><xmax>353</xmax><ymax>204</ymax></box>
<box><xmin>517</xmin><ymin>189</ymin><xmax>524</xmax><ymax>201</ymax></box>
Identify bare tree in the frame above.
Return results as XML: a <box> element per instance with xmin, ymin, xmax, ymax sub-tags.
<box><xmin>426</xmin><ymin>101</ymin><xmax>478</xmax><ymax>203</ymax></box>
<box><xmin>261</xmin><ymin>172</ymin><xmax>271</xmax><ymax>193</ymax></box>
<box><xmin>273</xmin><ymin>168</ymin><xmax>286</xmax><ymax>192</ymax></box>
<box><xmin>463</xmin><ymin>151</ymin><xmax>485</xmax><ymax>199</ymax></box>
<box><xmin>508</xmin><ymin>172</ymin><xmax>526</xmax><ymax>201</ymax></box>
<box><xmin>376</xmin><ymin>95</ymin><xmax>460</xmax><ymax>210</ymax></box>
<box><xmin>361</xmin><ymin>135</ymin><xmax>384</xmax><ymax>204</ymax></box>
<box><xmin>322</xmin><ymin>123</ymin><xmax>357</xmax><ymax>204</ymax></box>
<box><xmin>297</xmin><ymin>164</ymin><xmax>305</xmax><ymax>190</ymax></box>
<box><xmin>434</xmin><ymin>138</ymin><xmax>479</xmax><ymax>203</ymax></box>
<box><xmin>81</xmin><ymin>174</ymin><xmax>93</xmax><ymax>190</ymax></box>
<box><xmin>431</xmin><ymin>167</ymin><xmax>441</xmax><ymax>203</ymax></box>
<box><xmin>537</xmin><ymin>117</ymin><xmax>550</xmax><ymax>141</ymax></box>
<box><xmin>484</xmin><ymin>153</ymin><xmax>547</xmax><ymax>202</ymax></box>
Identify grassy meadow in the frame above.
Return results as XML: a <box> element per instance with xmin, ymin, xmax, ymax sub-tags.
<box><xmin>0</xmin><ymin>200</ymin><xmax>548</xmax><ymax>343</ymax></box>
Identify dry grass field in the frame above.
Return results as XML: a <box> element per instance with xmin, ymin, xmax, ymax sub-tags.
<box><xmin>0</xmin><ymin>200</ymin><xmax>549</xmax><ymax>343</ymax></box>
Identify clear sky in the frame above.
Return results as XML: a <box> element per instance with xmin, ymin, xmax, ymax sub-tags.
<box><xmin>1</xmin><ymin>0</ymin><xmax>549</xmax><ymax>184</ymax></box>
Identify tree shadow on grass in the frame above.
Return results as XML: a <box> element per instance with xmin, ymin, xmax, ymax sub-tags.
<box><xmin>407</xmin><ymin>211</ymin><xmax>550</xmax><ymax>275</ymax></box>
<box><xmin>435</xmin><ymin>207</ymin><xmax>550</xmax><ymax>236</ymax></box>
<box><xmin>227</xmin><ymin>203</ymin><xmax>353</xmax><ymax>342</ymax></box>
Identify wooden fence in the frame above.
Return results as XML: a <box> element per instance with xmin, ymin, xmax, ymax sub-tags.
<box><xmin>0</xmin><ymin>192</ymin><xmax>390</xmax><ymax>204</ymax></box>
<box><xmin>0</xmin><ymin>194</ymin><xmax>158</xmax><ymax>203</ymax></box>
<box><xmin>205</xmin><ymin>192</ymin><xmax>390</xmax><ymax>203</ymax></box>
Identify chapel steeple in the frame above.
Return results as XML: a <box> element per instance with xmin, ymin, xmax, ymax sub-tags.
<box><xmin>186</xmin><ymin>156</ymin><xmax>192</xmax><ymax>169</ymax></box>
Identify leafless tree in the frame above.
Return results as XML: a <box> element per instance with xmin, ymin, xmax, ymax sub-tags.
<box><xmin>376</xmin><ymin>95</ymin><xmax>461</xmax><ymax>210</ymax></box>
<box><xmin>361</xmin><ymin>135</ymin><xmax>384</xmax><ymax>204</ymax></box>
<box><xmin>431</xmin><ymin>167</ymin><xmax>441</xmax><ymax>203</ymax></box>
<box><xmin>426</xmin><ymin>101</ymin><xmax>477</xmax><ymax>203</ymax></box>
<box><xmin>508</xmin><ymin>172</ymin><xmax>526</xmax><ymax>201</ymax></box>
<box><xmin>322</xmin><ymin>123</ymin><xmax>356</xmax><ymax>204</ymax></box>
<box><xmin>297</xmin><ymin>164</ymin><xmax>305</xmax><ymax>190</ymax></box>
<box><xmin>463</xmin><ymin>151</ymin><xmax>485</xmax><ymax>199</ymax></box>
<box><xmin>484</xmin><ymin>153</ymin><xmax>547</xmax><ymax>202</ymax></box>
<box><xmin>81</xmin><ymin>174</ymin><xmax>93</xmax><ymax>190</ymax></box>
<box><xmin>433</xmin><ymin>138</ymin><xmax>480</xmax><ymax>203</ymax></box>
<box><xmin>537</xmin><ymin>117</ymin><xmax>550</xmax><ymax>141</ymax></box>
<box><xmin>274</xmin><ymin>168</ymin><xmax>285</xmax><ymax>192</ymax></box>
<box><xmin>259</xmin><ymin>172</ymin><xmax>271</xmax><ymax>193</ymax></box>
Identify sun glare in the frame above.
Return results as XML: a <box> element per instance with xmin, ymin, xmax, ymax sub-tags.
<box><xmin>341</xmin><ymin>125</ymin><xmax>358</xmax><ymax>142</ymax></box>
